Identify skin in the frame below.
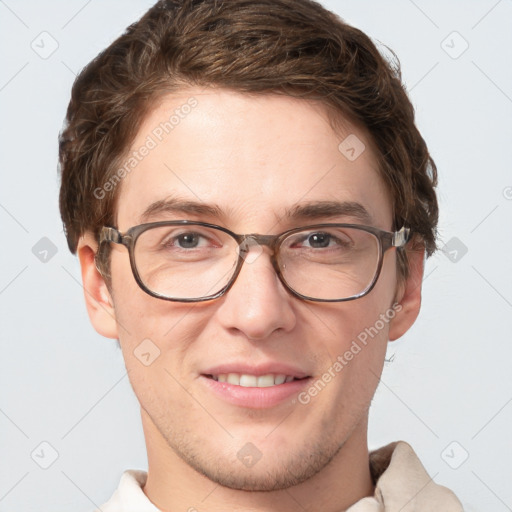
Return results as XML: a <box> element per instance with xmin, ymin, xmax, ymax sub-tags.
<box><xmin>78</xmin><ymin>87</ymin><xmax>424</xmax><ymax>512</ymax></box>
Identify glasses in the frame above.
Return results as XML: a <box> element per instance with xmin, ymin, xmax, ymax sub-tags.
<box><xmin>98</xmin><ymin>221</ymin><xmax>411</xmax><ymax>303</ymax></box>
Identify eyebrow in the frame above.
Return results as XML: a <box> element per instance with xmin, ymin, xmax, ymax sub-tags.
<box><xmin>140</xmin><ymin>198</ymin><xmax>224</xmax><ymax>222</ymax></box>
<box><xmin>284</xmin><ymin>200</ymin><xmax>373</xmax><ymax>224</ymax></box>
<box><xmin>139</xmin><ymin>197</ymin><xmax>373</xmax><ymax>225</ymax></box>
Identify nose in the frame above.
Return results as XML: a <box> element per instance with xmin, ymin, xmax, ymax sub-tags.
<box><xmin>215</xmin><ymin>244</ymin><xmax>296</xmax><ymax>340</ymax></box>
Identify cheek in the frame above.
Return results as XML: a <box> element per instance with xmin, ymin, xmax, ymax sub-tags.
<box><xmin>109</xmin><ymin>251</ymin><xmax>175</xmax><ymax>339</ymax></box>
<box><xmin>111</xmin><ymin>290</ymin><xmax>205</xmax><ymax>417</ymax></box>
<box><xmin>108</xmin><ymin>254</ymin><xmax>199</xmax><ymax>365</ymax></box>
<box><xmin>313</xmin><ymin>261</ymin><xmax>399</xmax><ymax>389</ymax></box>
<box><xmin>319</xmin><ymin>279</ymin><xmax>396</xmax><ymax>354</ymax></box>
<box><xmin>328</xmin><ymin>301</ymin><xmax>391</xmax><ymax>409</ymax></box>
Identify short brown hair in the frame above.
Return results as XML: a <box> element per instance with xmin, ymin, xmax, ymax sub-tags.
<box><xmin>59</xmin><ymin>0</ymin><xmax>438</xmax><ymax>279</ymax></box>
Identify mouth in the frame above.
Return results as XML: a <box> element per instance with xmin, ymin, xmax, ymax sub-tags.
<box><xmin>203</xmin><ymin>373</ymin><xmax>309</xmax><ymax>387</ymax></box>
<box><xmin>200</xmin><ymin>369</ymin><xmax>312</xmax><ymax>409</ymax></box>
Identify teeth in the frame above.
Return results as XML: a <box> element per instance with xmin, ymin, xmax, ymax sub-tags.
<box><xmin>227</xmin><ymin>373</ymin><xmax>239</xmax><ymax>385</ymax></box>
<box><xmin>239</xmin><ymin>374</ymin><xmax>257</xmax><ymax>387</ymax></box>
<box><xmin>212</xmin><ymin>373</ymin><xmax>296</xmax><ymax>387</ymax></box>
<box><xmin>256</xmin><ymin>375</ymin><xmax>276</xmax><ymax>387</ymax></box>
<box><xmin>274</xmin><ymin>375</ymin><xmax>286</xmax><ymax>385</ymax></box>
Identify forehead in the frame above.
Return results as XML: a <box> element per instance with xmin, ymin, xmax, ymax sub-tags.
<box><xmin>115</xmin><ymin>87</ymin><xmax>392</xmax><ymax>231</ymax></box>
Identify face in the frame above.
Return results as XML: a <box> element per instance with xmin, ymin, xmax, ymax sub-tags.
<box><xmin>80</xmin><ymin>87</ymin><xmax>421</xmax><ymax>491</ymax></box>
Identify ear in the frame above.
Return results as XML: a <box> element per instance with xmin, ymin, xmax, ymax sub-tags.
<box><xmin>388</xmin><ymin>246</ymin><xmax>425</xmax><ymax>341</ymax></box>
<box><xmin>77</xmin><ymin>233</ymin><xmax>119</xmax><ymax>339</ymax></box>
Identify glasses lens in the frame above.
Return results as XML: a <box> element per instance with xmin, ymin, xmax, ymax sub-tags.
<box><xmin>133</xmin><ymin>224</ymin><xmax>239</xmax><ymax>300</ymax></box>
<box><xmin>278</xmin><ymin>226</ymin><xmax>381</xmax><ymax>300</ymax></box>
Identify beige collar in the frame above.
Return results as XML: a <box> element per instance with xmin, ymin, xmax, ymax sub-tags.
<box><xmin>346</xmin><ymin>441</ymin><xmax>464</xmax><ymax>511</ymax></box>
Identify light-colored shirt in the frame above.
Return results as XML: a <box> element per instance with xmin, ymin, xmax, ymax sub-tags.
<box><xmin>95</xmin><ymin>440</ymin><xmax>464</xmax><ymax>511</ymax></box>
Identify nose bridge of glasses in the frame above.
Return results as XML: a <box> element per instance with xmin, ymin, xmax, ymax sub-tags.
<box><xmin>238</xmin><ymin>234</ymin><xmax>277</xmax><ymax>254</ymax></box>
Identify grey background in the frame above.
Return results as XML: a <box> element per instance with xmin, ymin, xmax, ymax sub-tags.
<box><xmin>0</xmin><ymin>0</ymin><xmax>511</xmax><ymax>510</ymax></box>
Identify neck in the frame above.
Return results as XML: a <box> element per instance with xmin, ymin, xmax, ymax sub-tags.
<box><xmin>141</xmin><ymin>409</ymin><xmax>375</xmax><ymax>512</ymax></box>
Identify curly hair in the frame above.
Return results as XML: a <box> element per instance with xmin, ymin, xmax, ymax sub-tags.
<box><xmin>59</xmin><ymin>0</ymin><xmax>438</xmax><ymax>280</ymax></box>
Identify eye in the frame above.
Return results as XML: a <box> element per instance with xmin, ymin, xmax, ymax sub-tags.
<box><xmin>294</xmin><ymin>231</ymin><xmax>351</xmax><ymax>250</ymax></box>
<box><xmin>303</xmin><ymin>232</ymin><xmax>333</xmax><ymax>249</ymax></box>
<box><xmin>162</xmin><ymin>231</ymin><xmax>212</xmax><ymax>249</ymax></box>
<box><xmin>174</xmin><ymin>232</ymin><xmax>202</xmax><ymax>249</ymax></box>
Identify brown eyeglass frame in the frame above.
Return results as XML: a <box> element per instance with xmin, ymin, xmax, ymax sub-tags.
<box><xmin>98</xmin><ymin>221</ymin><xmax>411</xmax><ymax>303</ymax></box>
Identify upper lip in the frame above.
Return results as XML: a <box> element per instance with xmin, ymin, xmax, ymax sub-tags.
<box><xmin>202</xmin><ymin>362</ymin><xmax>310</xmax><ymax>379</ymax></box>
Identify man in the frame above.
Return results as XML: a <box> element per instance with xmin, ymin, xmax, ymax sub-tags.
<box><xmin>58</xmin><ymin>0</ymin><xmax>464</xmax><ymax>510</ymax></box>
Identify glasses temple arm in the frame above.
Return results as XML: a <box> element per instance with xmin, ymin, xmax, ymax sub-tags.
<box><xmin>99</xmin><ymin>227</ymin><xmax>122</xmax><ymax>245</ymax></box>
<box><xmin>392</xmin><ymin>226</ymin><xmax>411</xmax><ymax>248</ymax></box>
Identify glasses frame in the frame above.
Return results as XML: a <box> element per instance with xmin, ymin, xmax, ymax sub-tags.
<box><xmin>98</xmin><ymin>220</ymin><xmax>411</xmax><ymax>303</ymax></box>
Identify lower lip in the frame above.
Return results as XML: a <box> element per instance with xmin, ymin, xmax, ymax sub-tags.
<box><xmin>200</xmin><ymin>375</ymin><xmax>312</xmax><ymax>409</ymax></box>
